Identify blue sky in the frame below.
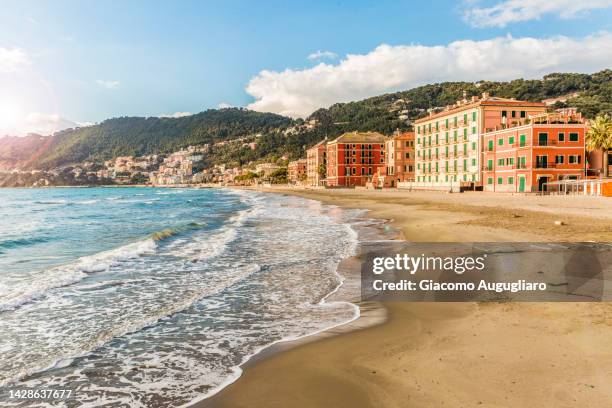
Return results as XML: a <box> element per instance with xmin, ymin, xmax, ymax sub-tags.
<box><xmin>0</xmin><ymin>0</ymin><xmax>611</xmax><ymax>134</ymax></box>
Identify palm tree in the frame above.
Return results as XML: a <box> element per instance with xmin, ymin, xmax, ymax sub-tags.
<box><xmin>586</xmin><ymin>114</ymin><xmax>612</xmax><ymax>178</ymax></box>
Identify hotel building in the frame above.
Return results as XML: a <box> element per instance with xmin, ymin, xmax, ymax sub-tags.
<box><xmin>325</xmin><ymin>131</ymin><xmax>387</xmax><ymax>187</ymax></box>
<box><xmin>413</xmin><ymin>93</ymin><xmax>546</xmax><ymax>190</ymax></box>
<box><xmin>287</xmin><ymin>158</ymin><xmax>307</xmax><ymax>185</ymax></box>
<box><xmin>306</xmin><ymin>139</ymin><xmax>327</xmax><ymax>186</ymax></box>
<box><xmin>374</xmin><ymin>131</ymin><xmax>415</xmax><ymax>187</ymax></box>
<box><xmin>482</xmin><ymin>109</ymin><xmax>587</xmax><ymax>192</ymax></box>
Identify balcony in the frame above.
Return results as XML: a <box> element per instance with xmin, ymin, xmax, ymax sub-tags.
<box><xmin>535</xmin><ymin>140</ymin><xmax>558</xmax><ymax>147</ymax></box>
<box><xmin>535</xmin><ymin>162</ymin><xmax>556</xmax><ymax>169</ymax></box>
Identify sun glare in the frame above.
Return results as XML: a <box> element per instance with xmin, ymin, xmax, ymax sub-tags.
<box><xmin>0</xmin><ymin>100</ymin><xmax>24</xmax><ymax>132</ymax></box>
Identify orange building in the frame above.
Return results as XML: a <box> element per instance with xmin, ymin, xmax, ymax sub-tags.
<box><xmin>374</xmin><ymin>131</ymin><xmax>415</xmax><ymax>187</ymax></box>
<box><xmin>306</xmin><ymin>139</ymin><xmax>327</xmax><ymax>186</ymax></box>
<box><xmin>287</xmin><ymin>158</ymin><xmax>307</xmax><ymax>185</ymax></box>
<box><xmin>326</xmin><ymin>132</ymin><xmax>386</xmax><ymax>187</ymax></box>
<box><xmin>414</xmin><ymin>93</ymin><xmax>546</xmax><ymax>190</ymax></box>
<box><xmin>482</xmin><ymin>110</ymin><xmax>587</xmax><ymax>192</ymax></box>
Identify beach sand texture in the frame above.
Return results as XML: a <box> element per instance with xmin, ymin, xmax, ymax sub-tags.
<box><xmin>198</xmin><ymin>188</ymin><xmax>612</xmax><ymax>408</ymax></box>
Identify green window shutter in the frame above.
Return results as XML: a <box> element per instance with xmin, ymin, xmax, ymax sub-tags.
<box><xmin>519</xmin><ymin>134</ymin><xmax>526</xmax><ymax>147</ymax></box>
<box><xmin>497</xmin><ymin>177</ymin><xmax>503</xmax><ymax>185</ymax></box>
<box><xmin>488</xmin><ymin>140</ymin><xmax>494</xmax><ymax>150</ymax></box>
<box><xmin>508</xmin><ymin>177</ymin><xmax>514</xmax><ymax>184</ymax></box>
<box><xmin>509</xmin><ymin>136</ymin><xmax>515</xmax><ymax>145</ymax></box>
<box><xmin>498</xmin><ymin>138</ymin><xmax>503</xmax><ymax>146</ymax></box>
<box><xmin>472</xmin><ymin>141</ymin><xmax>476</xmax><ymax>150</ymax></box>
<box><xmin>463</xmin><ymin>128</ymin><xmax>467</xmax><ymax>139</ymax></box>
<box><xmin>472</xmin><ymin>112</ymin><xmax>476</xmax><ymax>121</ymax></box>
<box><xmin>472</xmin><ymin>158</ymin><xmax>476</xmax><ymax>166</ymax></box>
<box><xmin>472</xmin><ymin>126</ymin><xmax>476</xmax><ymax>134</ymax></box>
<box><xmin>464</xmin><ymin>113</ymin><xmax>468</xmax><ymax>123</ymax></box>
<box><xmin>487</xmin><ymin>177</ymin><xmax>493</xmax><ymax>185</ymax></box>
<box><xmin>487</xmin><ymin>159</ymin><xmax>493</xmax><ymax>169</ymax></box>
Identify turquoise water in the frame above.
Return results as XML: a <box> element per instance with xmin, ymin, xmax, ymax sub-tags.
<box><xmin>0</xmin><ymin>187</ymin><xmax>359</xmax><ymax>407</ymax></box>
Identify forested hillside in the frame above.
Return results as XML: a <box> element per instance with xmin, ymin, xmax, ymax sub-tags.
<box><xmin>0</xmin><ymin>108</ymin><xmax>292</xmax><ymax>169</ymax></box>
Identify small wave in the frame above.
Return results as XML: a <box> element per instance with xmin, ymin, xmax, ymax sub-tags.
<box><xmin>0</xmin><ymin>236</ymin><xmax>50</xmax><ymax>250</ymax></box>
<box><xmin>0</xmin><ymin>239</ymin><xmax>157</xmax><ymax>312</ymax></box>
<box><xmin>150</xmin><ymin>222</ymin><xmax>204</xmax><ymax>241</ymax></box>
<box><xmin>75</xmin><ymin>199</ymin><xmax>98</xmax><ymax>205</ymax></box>
<box><xmin>34</xmin><ymin>200</ymin><xmax>67</xmax><ymax>205</ymax></box>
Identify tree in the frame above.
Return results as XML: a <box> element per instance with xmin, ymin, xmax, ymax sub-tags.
<box><xmin>586</xmin><ymin>114</ymin><xmax>612</xmax><ymax>178</ymax></box>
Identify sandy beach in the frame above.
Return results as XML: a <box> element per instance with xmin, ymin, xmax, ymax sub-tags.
<box><xmin>196</xmin><ymin>188</ymin><xmax>612</xmax><ymax>408</ymax></box>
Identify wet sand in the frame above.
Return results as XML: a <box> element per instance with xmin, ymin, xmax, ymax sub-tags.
<box><xmin>195</xmin><ymin>187</ymin><xmax>612</xmax><ymax>408</ymax></box>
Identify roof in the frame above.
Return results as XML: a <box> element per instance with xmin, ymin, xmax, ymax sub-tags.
<box><xmin>414</xmin><ymin>96</ymin><xmax>546</xmax><ymax>124</ymax></box>
<box><xmin>308</xmin><ymin>138</ymin><xmax>327</xmax><ymax>150</ymax></box>
<box><xmin>328</xmin><ymin>131</ymin><xmax>387</xmax><ymax>144</ymax></box>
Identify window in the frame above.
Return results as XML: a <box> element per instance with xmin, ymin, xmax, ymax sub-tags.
<box><xmin>361</xmin><ymin>167</ymin><xmax>365</xmax><ymax>175</ymax></box>
<box><xmin>498</xmin><ymin>138</ymin><xmax>504</xmax><ymax>146</ymax></box>
<box><xmin>538</xmin><ymin>132</ymin><xmax>548</xmax><ymax>146</ymax></box>
<box><xmin>501</xmin><ymin>110</ymin><xmax>507</xmax><ymax>118</ymax></box>
<box><xmin>508</xmin><ymin>177</ymin><xmax>514</xmax><ymax>185</ymax></box>
<box><xmin>569</xmin><ymin>155</ymin><xmax>581</xmax><ymax>164</ymax></box>
<box><xmin>472</xmin><ymin>126</ymin><xmax>476</xmax><ymax>135</ymax></box>
<box><xmin>569</xmin><ymin>133</ymin><xmax>579</xmax><ymax>142</ymax></box>
<box><xmin>472</xmin><ymin>158</ymin><xmax>476</xmax><ymax>166</ymax></box>
<box><xmin>487</xmin><ymin>177</ymin><xmax>493</xmax><ymax>185</ymax></box>
<box><xmin>472</xmin><ymin>141</ymin><xmax>476</xmax><ymax>150</ymax></box>
<box><xmin>487</xmin><ymin>159</ymin><xmax>493</xmax><ymax>170</ymax></box>
<box><xmin>558</xmin><ymin>132</ymin><xmax>565</xmax><ymax>142</ymax></box>
<box><xmin>352</xmin><ymin>167</ymin><xmax>356</xmax><ymax>175</ymax></box>
<box><xmin>463</xmin><ymin>159</ymin><xmax>467</xmax><ymax>169</ymax></box>
<box><xmin>445</xmin><ymin>118</ymin><xmax>449</xmax><ymax>128</ymax></box>
<box><xmin>520</xmin><ymin>111</ymin><xmax>526</xmax><ymax>118</ymax></box>
<box><xmin>511</xmin><ymin>111</ymin><xmax>516</xmax><ymax>118</ymax></box>
<box><xmin>498</xmin><ymin>158</ymin><xmax>504</xmax><ymax>166</ymax></box>
<box><xmin>472</xmin><ymin>112</ymin><xmax>477</xmax><ymax>122</ymax></box>
<box><xmin>464</xmin><ymin>113</ymin><xmax>468</xmax><ymax>123</ymax></box>
<box><xmin>454</xmin><ymin>130</ymin><xmax>458</xmax><ymax>142</ymax></box>
<box><xmin>519</xmin><ymin>156</ymin><xmax>526</xmax><ymax>169</ymax></box>
<box><xmin>509</xmin><ymin>136</ymin><xmax>515</xmax><ymax>145</ymax></box>
<box><xmin>417</xmin><ymin>126</ymin><xmax>421</xmax><ymax>134</ymax></box>
<box><xmin>463</xmin><ymin>128</ymin><xmax>468</xmax><ymax>139</ymax></box>
<box><xmin>463</xmin><ymin>143</ymin><xmax>467</xmax><ymax>154</ymax></box>
<box><xmin>519</xmin><ymin>134</ymin><xmax>526</xmax><ymax>147</ymax></box>
<box><xmin>498</xmin><ymin>177</ymin><xmax>503</xmax><ymax>185</ymax></box>
<box><xmin>556</xmin><ymin>155</ymin><xmax>564</xmax><ymax>164</ymax></box>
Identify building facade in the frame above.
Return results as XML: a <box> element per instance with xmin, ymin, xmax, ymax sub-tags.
<box><xmin>482</xmin><ymin>110</ymin><xmax>587</xmax><ymax>192</ymax></box>
<box><xmin>374</xmin><ymin>131</ymin><xmax>415</xmax><ymax>188</ymax></box>
<box><xmin>414</xmin><ymin>93</ymin><xmax>547</xmax><ymax>190</ymax></box>
<box><xmin>287</xmin><ymin>158</ymin><xmax>307</xmax><ymax>184</ymax></box>
<box><xmin>306</xmin><ymin>139</ymin><xmax>327</xmax><ymax>186</ymax></box>
<box><xmin>325</xmin><ymin>131</ymin><xmax>387</xmax><ymax>187</ymax></box>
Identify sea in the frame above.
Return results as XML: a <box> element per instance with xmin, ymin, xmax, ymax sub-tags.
<box><xmin>0</xmin><ymin>187</ymin><xmax>362</xmax><ymax>407</ymax></box>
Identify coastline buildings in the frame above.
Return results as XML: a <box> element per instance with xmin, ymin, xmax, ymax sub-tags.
<box><xmin>482</xmin><ymin>109</ymin><xmax>587</xmax><ymax>192</ymax></box>
<box><xmin>325</xmin><ymin>131</ymin><xmax>386</xmax><ymax>187</ymax></box>
<box><xmin>306</xmin><ymin>139</ymin><xmax>327</xmax><ymax>186</ymax></box>
<box><xmin>374</xmin><ymin>131</ymin><xmax>415</xmax><ymax>188</ymax></box>
<box><xmin>287</xmin><ymin>159</ymin><xmax>307</xmax><ymax>184</ymax></box>
<box><xmin>413</xmin><ymin>93</ymin><xmax>546</xmax><ymax>191</ymax></box>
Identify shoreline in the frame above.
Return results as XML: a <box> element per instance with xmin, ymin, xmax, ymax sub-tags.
<box><xmin>186</xmin><ymin>190</ymin><xmax>393</xmax><ymax>407</ymax></box>
<box><xmin>195</xmin><ymin>187</ymin><xmax>612</xmax><ymax>408</ymax></box>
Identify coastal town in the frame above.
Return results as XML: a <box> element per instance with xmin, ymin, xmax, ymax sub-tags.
<box><xmin>2</xmin><ymin>93</ymin><xmax>611</xmax><ymax>196</ymax></box>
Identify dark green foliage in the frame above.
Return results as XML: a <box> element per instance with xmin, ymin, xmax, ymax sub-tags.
<box><xmin>33</xmin><ymin>108</ymin><xmax>292</xmax><ymax>169</ymax></box>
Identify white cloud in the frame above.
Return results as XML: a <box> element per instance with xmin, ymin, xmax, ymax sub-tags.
<box><xmin>0</xmin><ymin>47</ymin><xmax>29</xmax><ymax>73</ymax></box>
<box><xmin>307</xmin><ymin>50</ymin><xmax>338</xmax><ymax>61</ymax></box>
<box><xmin>0</xmin><ymin>113</ymin><xmax>89</xmax><ymax>137</ymax></box>
<box><xmin>159</xmin><ymin>111</ymin><xmax>192</xmax><ymax>118</ymax></box>
<box><xmin>218</xmin><ymin>102</ymin><xmax>234</xmax><ymax>109</ymax></box>
<box><xmin>464</xmin><ymin>0</ymin><xmax>612</xmax><ymax>28</ymax></box>
<box><xmin>246</xmin><ymin>32</ymin><xmax>612</xmax><ymax>118</ymax></box>
<box><xmin>95</xmin><ymin>79</ymin><xmax>120</xmax><ymax>89</ymax></box>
